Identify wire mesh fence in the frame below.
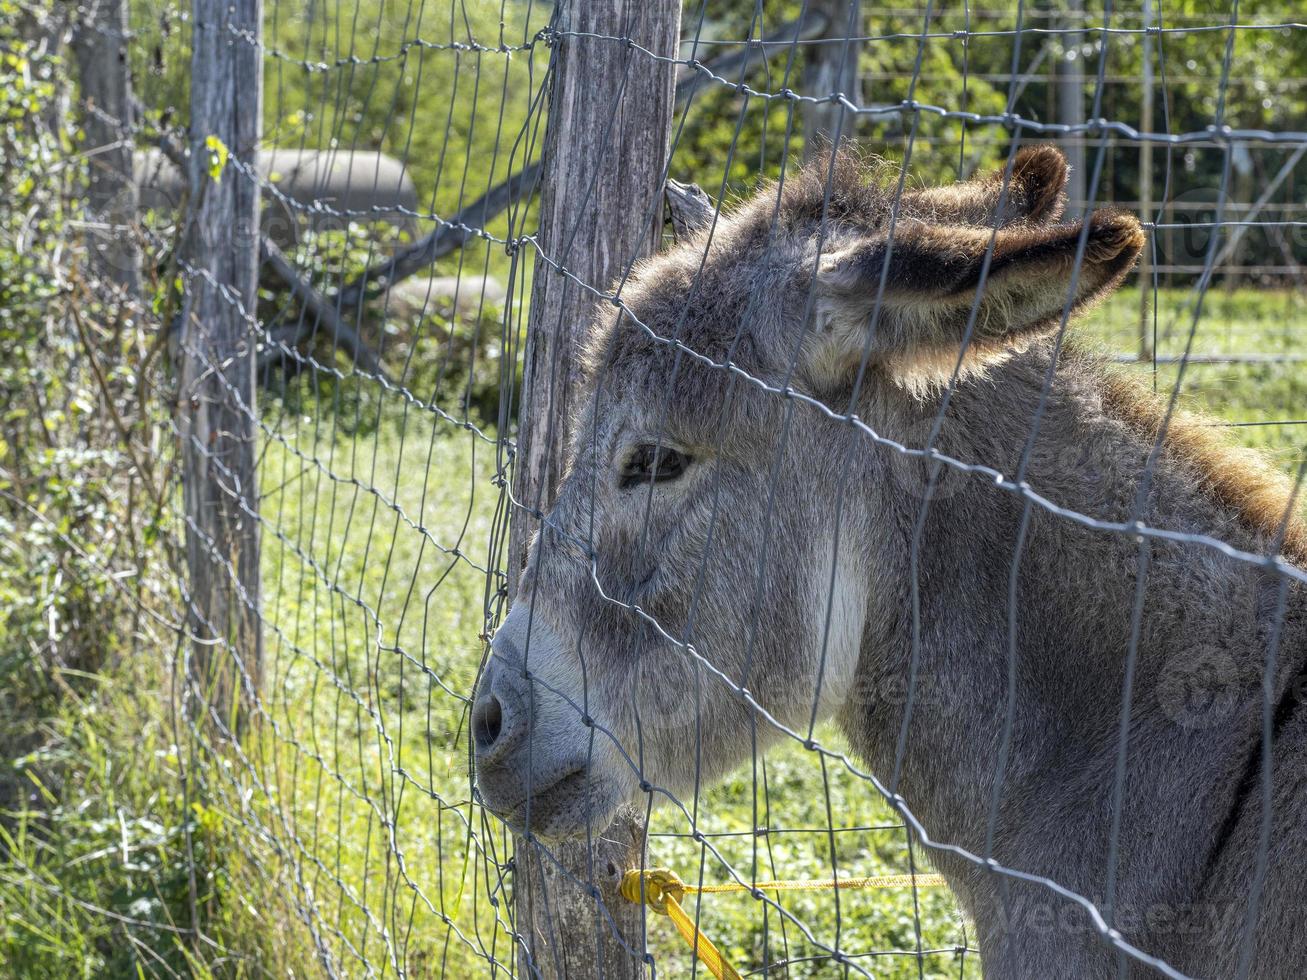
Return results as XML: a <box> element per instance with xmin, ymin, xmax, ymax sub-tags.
<box><xmin>11</xmin><ymin>0</ymin><xmax>1307</xmax><ymax>976</ymax></box>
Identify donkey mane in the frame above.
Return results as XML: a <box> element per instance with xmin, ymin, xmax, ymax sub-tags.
<box><xmin>1096</xmin><ymin>363</ymin><xmax>1307</xmax><ymax>564</ymax></box>
<box><xmin>772</xmin><ymin>143</ymin><xmax>896</xmax><ymax>230</ymax></box>
<box><xmin>767</xmin><ymin>143</ymin><xmax>1075</xmax><ymax>235</ymax></box>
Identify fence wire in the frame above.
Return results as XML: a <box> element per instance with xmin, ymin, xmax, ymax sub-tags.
<box><xmin>37</xmin><ymin>0</ymin><xmax>1307</xmax><ymax>977</ymax></box>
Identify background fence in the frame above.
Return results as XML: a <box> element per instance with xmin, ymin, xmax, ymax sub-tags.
<box><xmin>2</xmin><ymin>0</ymin><xmax>1305</xmax><ymax>976</ymax></box>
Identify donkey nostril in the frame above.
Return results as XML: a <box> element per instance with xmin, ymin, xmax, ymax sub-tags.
<box><xmin>473</xmin><ymin>693</ymin><xmax>504</xmax><ymax>753</ymax></box>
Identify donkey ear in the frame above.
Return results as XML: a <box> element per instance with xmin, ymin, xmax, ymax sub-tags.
<box><xmin>904</xmin><ymin>145</ymin><xmax>1069</xmax><ymax>228</ymax></box>
<box><xmin>808</xmin><ymin>209</ymin><xmax>1145</xmax><ymax>384</ymax></box>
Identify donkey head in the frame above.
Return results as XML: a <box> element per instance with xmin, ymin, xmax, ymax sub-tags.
<box><xmin>472</xmin><ymin>146</ymin><xmax>1144</xmax><ymax>839</ymax></box>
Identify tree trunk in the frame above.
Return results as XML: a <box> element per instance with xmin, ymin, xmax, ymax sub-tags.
<box><xmin>507</xmin><ymin>1</ymin><xmax>681</xmax><ymax>975</ymax></box>
<box><xmin>177</xmin><ymin>0</ymin><xmax>263</xmax><ymax>733</ymax></box>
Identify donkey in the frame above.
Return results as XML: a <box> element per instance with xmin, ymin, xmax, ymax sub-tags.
<box><xmin>472</xmin><ymin>146</ymin><xmax>1307</xmax><ymax>978</ymax></box>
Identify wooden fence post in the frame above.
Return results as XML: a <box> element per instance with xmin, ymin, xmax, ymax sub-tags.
<box><xmin>1136</xmin><ymin>0</ymin><xmax>1155</xmax><ymax>362</ymax></box>
<box><xmin>178</xmin><ymin>0</ymin><xmax>263</xmax><ymax>732</ymax></box>
<box><xmin>1055</xmin><ymin>0</ymin><xmax>1086</xmax><ymax>210</ymax></box>
<box><xmin>803</xmin><ymin>0</ymin><xmax>863</xmax><ymax>159</ymax></box>
<box><xmin>70</xmin><ymin>0</ymin><xmax>141</xmax><ymax>296</ymax></box>
<box><xmin>508</xmin><ymin>0</ymin><xmax>681</xmax><ymax>975</ymax></box>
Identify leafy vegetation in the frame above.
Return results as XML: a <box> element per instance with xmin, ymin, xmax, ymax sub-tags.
<box><xmin>0</xmin><ymin>6</ymin><xmax>203</xmax><ymax>975</ymax></box>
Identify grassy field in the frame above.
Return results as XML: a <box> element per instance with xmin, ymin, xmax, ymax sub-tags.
<box><xmin>212</xmin><ymin>283</ymin><xmax>1303</xmax><ymax>979</ymax></box>
<box><xmin>1094</xmin><ymin>285</ymin><xmax>1306</xmax><ymax>473</ymax></box>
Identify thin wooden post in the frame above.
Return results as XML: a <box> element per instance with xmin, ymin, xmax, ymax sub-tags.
<box><xmin>1056</xmin><ymin>0</ymin><xmax>1086</xmax><ymax>210</ymax></box>
<box><xmin>802</xmin><ymin>0</ymin><xmax>863</xmax><ymax>159</ymax></box>
<box><xmin>70</xmin><ymin>0</ymin><xmax>141</xmax><ymax>295</ymax></box>
<box><xmin>178</xmin><ymin>0</ymin><xmax>263</xmax><ymax>732</ymax></box>
<box><xmin>508</xmin><ymin>0</ymin><xmax>681</xmax><ymax>975</ymax></box>
<box><xmin>1137</xmin><ymin>0</ymin><xmax>1155</xmax><ymax>362</ymax></box>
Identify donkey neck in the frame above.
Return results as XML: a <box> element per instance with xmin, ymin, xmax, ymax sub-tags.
<box><xmin>845</xmin><ymin>341</ymin><xmax>1307</xmax><ymax>879</ymax></box>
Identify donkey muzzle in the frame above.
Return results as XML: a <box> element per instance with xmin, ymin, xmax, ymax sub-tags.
<box><xmin>471</xmin><ymin>609</ymin><xmax>620</xmax><ymax>838</ymax></box>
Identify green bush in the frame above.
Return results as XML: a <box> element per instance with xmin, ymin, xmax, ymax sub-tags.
<box><xmin>0</xmin><ymin>9</ymin><xmax>211</xmax><ymax>976</ymax></box>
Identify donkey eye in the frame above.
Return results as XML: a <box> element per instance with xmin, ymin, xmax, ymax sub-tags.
<box><xmin>618</xmin><ymin>444</ymin><xmax>692</xmax><ymax>490</ymax></box>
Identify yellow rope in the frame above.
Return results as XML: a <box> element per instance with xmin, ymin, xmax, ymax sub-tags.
<box><xmin>619</xmin><ymin>867</ymin><xmax>948</xmax><ymax>980</ymax></box>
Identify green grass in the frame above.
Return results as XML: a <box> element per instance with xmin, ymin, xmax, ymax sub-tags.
<box><xmin>641</xmin><ymin>749</ymin><xmax>974</xmax><ymax>978</ymax></box>
<box><xmin>217</xmin><ymin>389</ymin><xmax>510</xmax><ymax>976</ymax></box>
<box><xmin>1087</xmin><ymin>285</ymin><xmax>1307</xmax><ymax>472</ymax></box>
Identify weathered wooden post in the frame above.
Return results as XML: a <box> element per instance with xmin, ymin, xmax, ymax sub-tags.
<box><xmin>1136</xmin><ymin>0</ymin><xmax>1155</xmax><ymax>362</ymax></box>
<box><xmin>70</xmin><ymin>0</ymin><xmax>141</xmax><ymax>295</ymax></box>
<box><xmin>508</xmin><ymin>0</ymin><xmax>681</xmax><ymax>975</ymax></box>
<box><xmin>1056</xmin><ymin>0</ymin><xmax>1087</xmax><ymax>210</ymax></box>
<box><xmin>802</xmin><ymin>0</ymin><xmax>863</xmax><ymax>159</ymax></box>
<box><xmin>177</xmin><ymin>0</ymin><xmax>263</xmax><ymax>731</ymax></box>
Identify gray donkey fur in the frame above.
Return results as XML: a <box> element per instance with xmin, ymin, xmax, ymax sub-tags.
<box><xmin>473</xmin><ymin>146</ymin><xmax>1307</xmax><ymax>978</ymax></box>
